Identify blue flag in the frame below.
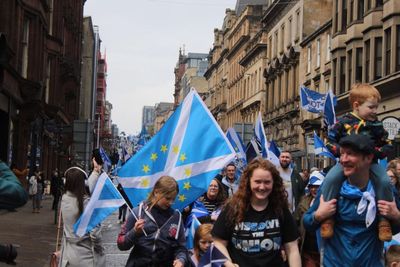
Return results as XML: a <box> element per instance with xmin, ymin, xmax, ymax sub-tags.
<box><xmin>313</xmin><ymin>131</ymin><xmax>336</xmax><ymax>161</ymax></box>
<box><xmin>254</xmin><ymin>112</ymin><xmax>279</xmax><ymax>166</ymax></box>
<box><xmin>300</xmin><ymin>86</ymin><xmax>327</xmax><ymax>113</ymax></box>
<box><xmin>74</xmin><ymin>173</ymin><xmax>126</xmax><ymax>237</ymax></box>
<box><xmin>226</xmin><ymin>127</ymin><xmax>247</xmax><ymax>177</ymax></box>
<box><xmin>186</xmin><ymin>214</ymin><xmax>201</xmax><ymax>250</ymax></box>
<box><xmin>269</xmin><ymin>140</ymin><xmax>281</xmax><ymax>158</ymax></box>
<box><xmin>198</xmin><ymin>243</ymin><xmax>228</xmax><ymax>267</ymax></box>
<box><xmin>99</xmin><ymin>147</ymin><xmax>112</xmax><ymax>173</ymax></box>
<box><xmin>323</xmin><ymin>90</ymin><xmax>336</xmax><ymax>128</ymax></box>
<box><xmin>185</xmin><ymin>200</ymin><xmax>209</xmax><ymax>229</ymax></box>
<box><xmin>117</xmin><ymin>89</ymin><xmax>236</xmax><ymax>210</ymax></box>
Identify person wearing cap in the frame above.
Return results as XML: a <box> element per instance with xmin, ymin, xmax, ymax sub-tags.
<box><xmin>294</xmin><ymin>170</ymin><xmax>324</xmax><ymax>267</ymax></box>
<box><xmin>321</xmin><ymin>83</ymin><xmax>393</xmax><ymax>241</ymax></box>
<box><xmin>303</xmin><ymin>134</ymin><xmax>400</xmax><ymax>267</ymax></box>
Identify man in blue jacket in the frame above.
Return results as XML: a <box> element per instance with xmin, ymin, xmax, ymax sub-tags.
<box><xmin>303</xmin><ymin>134</ymin><xmax>400</xmax><ymax>267</ymax></box>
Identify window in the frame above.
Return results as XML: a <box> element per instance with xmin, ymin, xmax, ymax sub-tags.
<box><xmin>355</xmin><ymin>48</ymin><xmax>363</xmax><ymax>82</ymax></box>
<box><xmin>288</xmin><ymin>17</ymin><xmax>293</xmax><ymax>45</ymax></box>
<box><xmin>281</xmin><ymin>24</ymin><xmax>285</xmax><ymax>53</ymax></box>
<box><xmin>316</xmin><ymin>39</ymin><xmax>321</xmax><ymax>68</ymax></box>
<box><xmin>45</xmin><ymin>58</ymin><xmax>51</xmax><ymax>104</ymax></box>
<box><xmin>347</xmin><ymin>50</ymin><xmax>353</xmax><ymax>89</ymax></box>
<box><xmin>357</xmin><ymin>0</ymin><xmax>364</xmax><ymax>20</ymax></box>
<box><xmin>339</xmin><ymin>56</ymin><xmax>346</xmax><ymax>94</ymax></box>
<box><xmin>365</xmin><ymin>39</ymin><xmax>370</xmax><ymax>82</ymax></box>
<box><xmin>375</xmin><ymin>37</ymin><xmax>382</xmax><ymax>80</ymax></box>
<box><xmin>274</xmin><ymin>31</ymin><xmax>278</xmax><ymax>57</ymax></box>
<box><xmin>333</xmin><ymin>58</ymin><xmax>337</xmax><ymax>94</ymax></box>
<box><xmin>335</xmin><ymin>0</ymin><xmax>339</xmax><ymax>33</ymax></box>
<box><xmin>268</xmin><ymin>36</ymin><xmax>272</xmax><ymax>59</ymax></box>
<box><xmin>327</xmin><ymin>33</ymin><xmax>332</xmax><ymax>61</ymax></box>
<box><xmin>350</xmin><ymin>0</ymin><xmax>354</xmax><ymax>22</ymax></box>
<box><xmin>325</xmin><ymin>79</ymin><xmax>330</xmax><ymax>91</ymax></box>
<box><xmin>385</xmin><ymin>27</ymin><xmax>392</xmax><ymax>75</ymax></box>
<box><xmin>49</xmin><ymin>0</ymin><xmax>54</xmax><ymax>35</ymax></box>
<box><xmin>21</xmin><ymin>18</ymin><xmax>30</xmax><ymax>78</ymax></box>
<box><xmin>366</xmin><ymin>0</ymin><xmax>371</xmax><ymax>11</ymax></box>
<box><xmin>342</xmin><ymin>0</ymin><xmax>348</xmax><ymax>30</ymax></box>
<box><xmin>307</xmin><ymin>45</ymin><xmax>312</xmax><ymax>73</ymax></box>
<box><xmin>296</xmin><ymin>10</ymin><xmax>301</xmax><ymax>41</ymax></box>
<box><xmin>396</xmin><ymin>26</ymin><xmax>400</xmax><ymax>71</ymax></box>
<box><xmin>376</xmin><ymin>0</ymin><xmax>383</xmax><ymax>7</ymax></box>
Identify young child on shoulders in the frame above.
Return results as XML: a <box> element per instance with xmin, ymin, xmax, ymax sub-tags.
<box><xmin>321</xmin><ymin>83</ymin><xmax>393</xmax><ymax>241</ymax></box>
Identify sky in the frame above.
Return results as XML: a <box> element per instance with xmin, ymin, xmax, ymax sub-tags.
<box><xmin>84</xmin><ymin>0</ymin><xmax>237</xmax><ymax>135</ymax></box>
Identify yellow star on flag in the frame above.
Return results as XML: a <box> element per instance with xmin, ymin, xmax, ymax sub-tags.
<box><xmin>178</xmin><ymin>194</ymin><xmax>186</xmax><ymax>202</ymax></box>
<box><xmin>184</xmin><ymin>168</ymin><xmax>191</xmax><ymax>177</ymax></box>
<box><xmin>179</xmin><ymin>153</ymin><xmax>187</xmax><ymax>162</ymax></box>
<box><xmin>183</xmin><ymin>181</ymin><xmax>191</xmax><ymax>190</ymax></box>
<box><xmin>161</xmin><ymin>145</ymin><xmax>168</xmax><ymax>153</ymax></box>
<box><xmin>150</xmin><ymin>153</ymin><xmax>158</xmax><ymax>161</ymax></box>
<box><xmin>142</xmin><ymin>164</ymin><xmax>150</xmax><ymax>173</ymax></box>
<box><xmin>172</xmin><ymin>145</ymin><xmax>180</xmax><ymax>154</ymax></box>
<box><xmin>141</xmin><ymin>178</ymin><xmax>150</xmax><ymax>188</ymax></box>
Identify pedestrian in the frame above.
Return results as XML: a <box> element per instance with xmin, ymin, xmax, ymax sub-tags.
<box><xmin>294</xmin><ymin>170</ymin><xmax>325</xmax><ymax>267</ymax></box>
<box><xmin>51</xmin><ymin>169</ymin><xmax>63</xmax><ymax>210</ymax></box>
<box><xmin>303</xmin><ymin>134</ymin><xmax>400</xmax><ymax>267</ymax></box>
<box><xmin>190</xmin><ymin>223</ymin><xmax>213</xmax><ymax>266</ymax></box>
<box><xmin>276</xmin><ymin>151</ymin><xmax>306</xmax><ymax>212</ymax></box>
<box><xmin>212</xmin><ymin>158</ymin><xmax>301</xmax><ymax>267</ymax></box>
<box><xmin>117</xmin><ymin>175</ymin><xmax>188</xmax><ymax>267</ymax></box>
<box><xmin>29</xmin><ymin>169</ymin><xmax>42</xmax><ymax>213</ymax></box>
<box><xmin>0</xmin><ymin>160</ymin><xmax>28</xmax><ymax>210</ymax></box>
<box><xmin>221</xmin><ymin>163</ymin><xmax>239</xmax><ymax>197</ymax></box>
<box><xmin>87</xmin><ymin>149</ymin><xmax>103</xmax><ymax>195</ymax></box>
<box><xmin>322</xmin><ymin>83</ymin><xmax>394</xmax><ymax>241</ymax></box>
<box><xmin>59</xmin><ymin>166</ymin><xmax>105</xmax><ymax>267</ymax></box>
<box><xmin>117</xmin><ymin>183</ymin><xmax>127</xmax><ymax>223</ymax></box>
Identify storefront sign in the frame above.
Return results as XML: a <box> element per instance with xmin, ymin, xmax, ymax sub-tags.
<box><xmin>382</xmin><ymin>116</ymin><xmax>400</xmax><ymax>140</ymax></box>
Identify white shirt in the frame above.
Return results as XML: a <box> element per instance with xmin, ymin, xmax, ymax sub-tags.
<box><xmin>277</xmin><ymin>166</ymin><xmax>295</xmax><ymax>212</ymax></box>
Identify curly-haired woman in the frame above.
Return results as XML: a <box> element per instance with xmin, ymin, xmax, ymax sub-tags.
<box><xmin>212</xmin><ymin>158</ymin><xmax>301</xmax><ymax>267</ymax></box>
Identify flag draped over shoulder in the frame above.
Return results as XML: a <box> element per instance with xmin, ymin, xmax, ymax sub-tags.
<box><xmin>198</xmin><ymin>243</ymin><xmax>228</xmax><ymax>267</ymax></box>
<box><xmin>74</xmin><ymin>173</ymin><xmax>126</xmax><ymax>237</ymax></box>
<box><xmin>254</xmin><ymin>112</ymin><xmax>280</xmax><ymax>166</ymax></box>
<box><xmin>313</xmin><ymin>131</ymin><xmax>336</xmax><ymax>161</ymax></box>
<box><xmin>117</xmin><ymin>89</ymin><xmax>236</xmax><ymax>210</ymax></box>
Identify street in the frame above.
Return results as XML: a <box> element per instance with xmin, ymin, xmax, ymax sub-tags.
<box><xmin>0</xmin><ymin>196</ymin><xmax>130</xmax><ymax>267</ymax></box>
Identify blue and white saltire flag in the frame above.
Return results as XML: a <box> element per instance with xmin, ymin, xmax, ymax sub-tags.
<box><xmin>323</xmin><ymin>89</ymin><xmax>336</xmax><ymax>128</ymax></box>
<box><xmin>300</xmin><ymin>85</ymin><xmax>327</xmax><ymax>113</ymax></box>
<box><xmin>111</xmin><ymin>158</ymin><xmax>122</xmax><ymax>176</ymax></box>
<box><xmin>198</xmin><ymin>243</ymin><xmax>228</xmax><ymax>267</ymax></box>
<box><xmin>186</xmin><ymin>214</ymin><xmax>201</xmax><ymax>250</ymax></box>
<box><xmin>117</xmin><ymin>89</ymin><xmax>236</xmax><ymax>210</ymax></box>
<box><xmin>74</xmin><ymin>173</ymin><xmax>126</xmax><ymax>237</ymax></box>
<box><xmin>99</xmin><ymin>147</ymin><xmax>112</xmax><ymax>173</ymax></box>
<box><xmin>313</xmin><ymin>131</ymin><xmax>337</xmax><ymax>161</ymax></box>
<box><xmin>254</xmin><ymin>112</ymin><xmax>280</xmax><ymax>166</ymax></box>
<box><xmin>122</xmin><ymin>146</ymin><xmax>131</xmax><ymax>163</ymax></box>
<box><xmin>269</xmin><ymin>140</ymin><xmax>281</xmax><ymax>158</ymax></box>
<box><xmin>185</xmin><ymin>200</ymin><xmax>209</xmax><ymax>228</ymax></box>
<box><xmin>226</xmin><ymin>127</ymin><xmax>247</xmax><ymax>177</ymax></box>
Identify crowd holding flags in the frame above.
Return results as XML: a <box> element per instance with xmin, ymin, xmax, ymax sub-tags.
<box><xmin>117</xmin><ymin>89</ymin><xmax>236</xmax><ymax>210</ymax></box>
<box><xmin>254</xmin><ymin>112</ymin><xmax>280</xmax><ymax>166</ymax></box>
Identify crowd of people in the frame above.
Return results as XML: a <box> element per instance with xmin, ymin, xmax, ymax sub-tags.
<box><xmin>2</xmin><ymin>82</ymin><xmax>400</xmax><ymax>266</ymax></box>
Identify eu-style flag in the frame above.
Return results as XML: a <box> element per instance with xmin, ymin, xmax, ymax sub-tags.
<box><xmin>117</xmin><ymin>89</ymin><xmax>236</xmax><ymax>210</ymax></box>
<box><xmin>254</xmin><ymin>112</ymin><xmax>280</xmax><ymax>166</ymax></box>
<box><xmin>74</xmin><ymin>173</ymin><xmax>126</xmax><ymax>237</ymax></box>
<box><xmin>323</xmin><ymin>89</ymin><xmax>336</xmax><ymax>128</ymax></box>
<box><xmin>198</xmin><ymin>243</ymin><xmax>228</xmax><ymax>267</ymax></box>
<box><xmin>313</xmin><ymin>131</ymin><xmax>337</xmax><ymax>161</ymax></box>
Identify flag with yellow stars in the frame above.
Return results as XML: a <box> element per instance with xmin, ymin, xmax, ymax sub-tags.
<box><xmin>117</xmin><ymin>89</ymin><xmax>236</xmax><ymax>210</ymax></box>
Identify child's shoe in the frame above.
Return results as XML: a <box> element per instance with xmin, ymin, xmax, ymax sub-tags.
<box><xmin>378</xmin><ymin>218</ymin><xmax>392</xmax><ymax>241</ymax></box>
<box><xmin>321</xmin><ymin>218</ymin><xmax>334</xmax><ymax>239</ymax></box>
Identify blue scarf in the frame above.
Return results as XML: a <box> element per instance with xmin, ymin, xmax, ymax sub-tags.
<box><xmin>340</xmin><ymin>180</ymin><xmax>376</xmax><ymax>227</ymax></box>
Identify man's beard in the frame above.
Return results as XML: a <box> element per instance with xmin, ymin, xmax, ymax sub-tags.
<box><xmin>280</xmin><ymin>162</ymin><xmax>290</xmax><ymax>169</ymax></box>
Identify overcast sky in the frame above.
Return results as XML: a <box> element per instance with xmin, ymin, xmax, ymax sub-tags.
<box><xmin>84</xmin><ymin>0</ymin><xmax>236</xmax><ymax>135</ymax></box>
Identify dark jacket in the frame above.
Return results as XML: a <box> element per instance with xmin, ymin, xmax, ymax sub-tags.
<box><xmin>326</xmin><ymin>112</ymin><xmax>392</xmax><ymax>159</ymax></box>
<box><xmin>292</xmin><ymin>169</ymin><xmax>306</xmax><ymax>210</ymax></box>
<box><xmin>117</xmin><ymin>202</ymin><xmax>188</xmax><ymax>267</ymax></box>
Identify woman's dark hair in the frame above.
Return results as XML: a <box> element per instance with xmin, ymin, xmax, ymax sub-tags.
<box><xmin>64</xmin><ymin>167</ymin><xmax>87</xmax><ymax>215</ymax></box>
<box><xmin>207</xmin><ymin>178</ymin><xmax>227</xmax><ymax>204</ymax></box>
<box><xmin>224</xmin><ymin>157</ymin><xmax>288</xmax><ymax>229</ymax></box>
<box><xmin>92</xmin><ymin>149</ymin><xmax>104</xmax><ymax>165</ymax></box>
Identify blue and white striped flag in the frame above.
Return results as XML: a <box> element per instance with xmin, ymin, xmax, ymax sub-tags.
<box><xmin>269</xmin><ymin>140</ymin><xmax>281</xmax><ymax>158</ymax></box>
<box><xmin>99</xmin><ymin>147</ymin><xmax>112</xmax><ymax>173</ymax></box>
<box><xmin>300</xmin><ymin>86</ymin><xmax>327</xmax><ymax>113</ymax></box>
<box><xmin>254</xmin><ymin>112</ymin><xmax>280</xmax><ymax>166</ymax></box>
<box><xmin>226</xmin><ymin>127</ymin><xmax>247</xmax><ymax>177</ymax></box>
<box><xmin>74</xmin><ymin>173</ymin><xmax>126</xmax><ymax>237</ymax></box>
<box><xmin>313</xmin><ymin>132</ymin><xmax>337</xmax><ymax>161</ymax></box>
<box><xmin>323</xmin><ymin>89</ymin><xmax>336</xmax><ymax>128</ymax></box>
<box><xmin>117</xmin><ymin>89</ymin><xmax>236</xmax><ymax>210</ymax></box>
<box><xmin>186</xmin><ymin>214</ymin><xmax>201</xmax><ymax>250</ymax></box>
<box><xmin>198</xmin><ymin>243</ymin><xmax>228</xmax><ymax>267</ymax></box>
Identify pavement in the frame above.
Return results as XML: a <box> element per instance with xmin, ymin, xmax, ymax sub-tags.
<box><xmin>0</xmin><ymin>195</ymin><xmax>130</xmax><ymax>267</ymax></box>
